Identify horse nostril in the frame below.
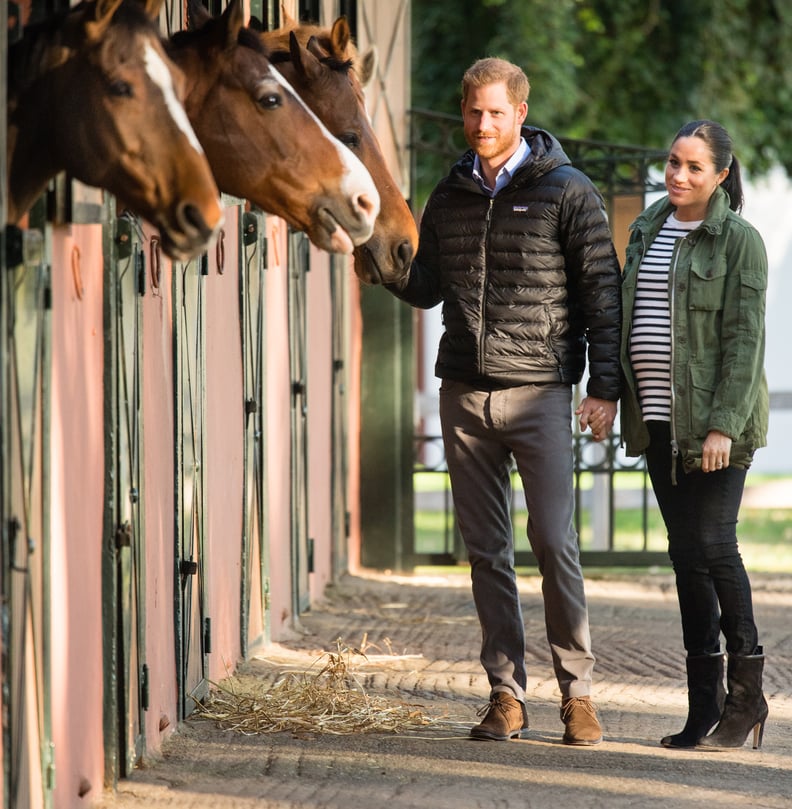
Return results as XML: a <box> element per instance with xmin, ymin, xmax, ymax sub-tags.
<box><xmin>178</xmin><ymin>201</ymin><xmax>210</xmax><ymax>237</ymax></box>
<box><xmin>354</xmin><ymin>192</ymin><xmax>378</xmax><ymax>221</ymax></box>
<box><xmin>395</xmin><ymin>239</ymin><xmax>414</xmax><ymax>268</ymax></box>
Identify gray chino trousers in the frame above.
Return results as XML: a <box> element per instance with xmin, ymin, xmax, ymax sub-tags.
<box><xmin>439</xmin><ymin>379</ymin><xmax>595</xmax><ymax>702</ymax></box>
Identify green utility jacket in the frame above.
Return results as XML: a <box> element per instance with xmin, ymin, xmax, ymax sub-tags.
<box><xmin>620</xmin><ymin>187</ymin><xmax>769</xmax><ymax>471</ymax></box>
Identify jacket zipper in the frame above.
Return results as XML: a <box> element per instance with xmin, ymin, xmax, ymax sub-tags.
<box><xmin>479</xmin><ymin>198</ymin><xmax>495</xmax><ymax>375</ymax></box>
<box><xmin>621</xmin><ymin>230</ymin><xmax>645</xmax><ymax>452</ymax></box>
<box><xmin>667</xmin><ymin>236</ymin><xmax>685</xmax><ymax>486</ymax></box>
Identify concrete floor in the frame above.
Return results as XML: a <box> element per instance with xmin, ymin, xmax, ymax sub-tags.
<box><xmin>97</xmin><ymin>568</ymin><xmax>792</xmax><ymax>809</ymax></box>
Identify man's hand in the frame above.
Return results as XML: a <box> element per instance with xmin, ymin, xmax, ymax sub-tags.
<box><xmin>576</xmin><ymin>397</ymin><xmax>617</xmax><ymax>442</ymax></box>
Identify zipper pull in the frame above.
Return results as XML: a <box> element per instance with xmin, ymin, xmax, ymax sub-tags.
<box><xmin>670</xmin><ymin>439</ymin><xmax>679</xmax><ymax>486</ymax></box>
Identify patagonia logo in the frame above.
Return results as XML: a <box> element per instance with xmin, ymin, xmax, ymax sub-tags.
<box><xmin>513</xmin><ymin>205</ymin><xmax>529</xmax><ymax>213</ymax></box>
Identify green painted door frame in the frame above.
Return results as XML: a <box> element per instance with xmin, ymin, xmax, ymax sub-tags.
<box><xmin>359</xmin><ymin>289</ymin><xmax>414</xmax><ymax>571</ymax></box>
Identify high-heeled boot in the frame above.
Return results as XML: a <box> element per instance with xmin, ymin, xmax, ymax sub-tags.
<box><xmin>661</xmin><ymin>652</ymin><xmax>725</xmax><ymax>748</ymax></box>
<box><xmin>698</xmin><ymin>647</ymin><xmax>768</xmax><ymax>750</ymax></box>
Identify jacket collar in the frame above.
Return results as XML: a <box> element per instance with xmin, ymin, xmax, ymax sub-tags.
<box><xmin>631</xmin><ymin>185</ymin><xmax>731</xmax><ymax>237</ymax></box>
<box><xmin>449</xmin><ymin>126</ymin><xmax>571</xmax><ymax>188</ymax></box>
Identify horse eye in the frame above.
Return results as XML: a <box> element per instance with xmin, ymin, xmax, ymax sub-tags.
<box><xmin>259</xmin><ymin>93</ymin><xmax>282</xmax><ymax>110</ymax></box>
<box><xmin>339</xmin><ymin>132</ymin><xmax>361</xmax><ymax>149</ymax></box>
<box><xmin>109</xmin><ymin>79</ymin><xmax>133</xmax><ymax>98</ymax></box>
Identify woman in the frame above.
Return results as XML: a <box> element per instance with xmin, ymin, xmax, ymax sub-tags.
<box><xmin>620</xmin><ymin>120</ymin><xmax>769</xmax><ymax>750</ymax></box>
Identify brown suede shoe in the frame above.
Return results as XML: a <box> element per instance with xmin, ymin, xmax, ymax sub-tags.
<box><xmin>560</xmin><ymin>696</ymin><xmax>603</xmax><ymax>745</ymax></box>
<box><xmin>470</xmin><ymin>692</ymin><xmax>529</xmax><ymax>741</ymax></box>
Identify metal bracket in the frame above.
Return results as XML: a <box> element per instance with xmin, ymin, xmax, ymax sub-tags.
<box><xmin>115</xmin><ymin>522</ymin><xmax>132</xmax><ymax>549</ymax></box>
<box><xmin>4</xmin><ymin>224</ymin><xmax>23</xmax><ymax>267</ymax></box>
<box><xmin>141</xmin><ymin>664</ymin><xmax>150</xmax><ymax>711</ymax></box>
<box><xmin>116</xmin><ymin>217</ymin><xmax>134</xmax><ymax>260</ymax></box>
<box><xmin>242</xmin><ymin>212</ymin><xmax>259</xmax><ymax>246</ymax></box>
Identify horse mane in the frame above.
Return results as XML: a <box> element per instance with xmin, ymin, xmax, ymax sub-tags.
<box><xmin>8</xmin><ymin>7</ymin><xmax>74</xmax><ymax>94</ymax></box>
<box><xmin>8</xmin><ymin>1</ymin><xmax>156</xmax><ymax>96</ymax></box>
<box><xmin>237</xmin><ymin>26</ymin><xmax>265</xmax><ymax>53</ymax></box>
<box><xmin>169</xmin><ymin>14</ymin><xmax>265</xmax><ymax>55</ymax></box>
<box><xmin>317</xmin><ymin>51</ymin><xmax>354</xmax><ymax>74</ymax></box>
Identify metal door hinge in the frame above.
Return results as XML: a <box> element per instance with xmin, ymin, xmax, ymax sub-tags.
<box><xmin>141</xmin><ymin>663</ymin><xmax>150</xmax><ymax>711</ymax></box>
<box><xmin>115</xmin><ymin>522</ymin><xmax>132</xmax><ymax>549</ymax></box>
<box><xmin>204</xmin><ymin>617</ymin><xmax>212</xmax><ymax>654</ymax></box>
<box><xmin>45</xmin><ymin>742</ymin><xmax>56</xmax><ymax>791</ymax></box>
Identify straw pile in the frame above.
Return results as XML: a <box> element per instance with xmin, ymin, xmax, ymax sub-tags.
<box><xmin>194</xmin><ymin>640</ymin><xmax>444</xmax><ymax>737</ymax></box>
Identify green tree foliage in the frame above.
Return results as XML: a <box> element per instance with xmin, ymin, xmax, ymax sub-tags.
<box><xmin>412</xmin><ymin>0</ymin><xmax>792</xmax><ymax>180</ymax></box>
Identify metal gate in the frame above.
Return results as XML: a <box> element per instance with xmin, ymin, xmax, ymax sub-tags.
<box><xmin>287</xmin><ymin>231</ymin><xmax>311</xmax><ymax>621</ymax></box>
<box><xmin>173</xmin><ymin>256</ymin><xmax>209</xmax><ymax>718</ymax></box>
<box><xmin>1</xmin><ymin>204</ymin><xmax>53</xmax><ymax>809</ymax></box>
<box><xmin>239</xmin><ymin>210</ymin><xmax>270</xmax><ymax>655</ymax></box>
<box><xmin>103</xmin><ymin>210</ymin><xmax>147</xmax><ymax>779</ymax></box>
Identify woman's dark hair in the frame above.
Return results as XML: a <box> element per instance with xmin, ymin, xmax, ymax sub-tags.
<box><xmin>672</xmin><ymin>120</ymin><xmax>744</xmax><ymax>212</ymax></box>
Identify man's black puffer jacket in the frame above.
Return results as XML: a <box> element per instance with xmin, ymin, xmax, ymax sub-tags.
<box><xmin>391</xmin><ymin>126</ymin><xmax>622</xmax><ymax>401</ymax></box>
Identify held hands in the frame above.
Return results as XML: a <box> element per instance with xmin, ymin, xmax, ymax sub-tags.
<box><xmin>576</xmin><ymin>397</ymin><xmax>617</xmax><ymax>442</ymax></box>
<box><xmin>702</xmin><ymin>430</ymin><xmax>732</xmax><ymax>472</ymax></box>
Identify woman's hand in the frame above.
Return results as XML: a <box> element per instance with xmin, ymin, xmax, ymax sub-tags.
<box><xmin>702</xmin><ymin>430</ymin><xmax>732</xmax><ymax>472</ymax></box>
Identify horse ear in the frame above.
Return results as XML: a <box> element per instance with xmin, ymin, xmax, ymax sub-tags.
<box><xmin>289</xmin><ymin>31</ymin><xmax>322</xmax><ymax>81</ymax></box>
<box><xmin>288</xmin><ymin>31</ymin><xmax>306</xmax><ymax>77</ymax></box>
<box><xmin>220</xmin><ymin>0</ymin><xmax>244</xmax><ymax>48</ymax></box>
<box><xmin>357</xmin><ymin>46</ymin><xmax>378</xmax><ymax>88</ymax></box>
<box><xmin>306</xmin><ymin>34</ymin><xmax>330</xmax><ymax>62</ymax></box>
<box><xmin>84</xmin><ymin>0</ymin><xmax>124</xmax><ymax>42</ymax></box>
<box><xmin>139</xmin><ymin>0</ymin><xmax>166</xmax><ymax>22</ymax></box>
<box><xmin>187</xmin><ymin>0</ymin><xmax>211</xmax><ymax>30</ymax></box>
<box><xmin>330</xmin><ymin>16</ymin><xmax>351</xmax><ymax>57</ymax></box>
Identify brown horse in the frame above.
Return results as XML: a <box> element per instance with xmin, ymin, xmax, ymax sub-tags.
<box><xmin>169</xmin><ymin>0</ymin><xmax>380</xmax><ymax>255</ymax></box>
<box><xmin>6</xmin><ymin>0</ymin><xmax>223</xmax><ymax>261</ymax></box>
<box><xmin>262</xmin><ymin>17</ymin><xmax>418</xmax><ymax>284</ymax></box>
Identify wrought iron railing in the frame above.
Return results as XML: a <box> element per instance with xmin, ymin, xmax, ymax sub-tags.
<box><xmin>412</xmin><ymin>428</ymin><xmax>670</xmax><ymax>568</ymax></box>
<box><xmin>409</xmin><ymin>107</ymin><xmax>668</xmax><ymax>209</ymax></box>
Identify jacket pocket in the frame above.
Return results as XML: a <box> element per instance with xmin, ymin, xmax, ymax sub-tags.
<box><xmin>688</xmin><ymin>256</ymin><xmax>727</xmax><ymax>311</ymax></box>
<box><xmin>688</xmin><ymin>362</ymin><xmax>718</xmax><ymax>436</ymax></box>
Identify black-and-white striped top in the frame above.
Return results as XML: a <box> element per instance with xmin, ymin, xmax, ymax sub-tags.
<box><xmin>629</xmin><ymin>213</ymin><xmax>701</xmax><ymax>421</ymax></box>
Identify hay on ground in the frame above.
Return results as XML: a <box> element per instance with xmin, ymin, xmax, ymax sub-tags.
<box><xmin>194</xmin><ymin>641</ymin><xmax>445</xmax><ymax>737</ymax></box>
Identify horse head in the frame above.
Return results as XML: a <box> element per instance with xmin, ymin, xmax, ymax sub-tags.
<box><xmin>262</xmin><ymin>17</ymin><xmax>418</xmax><ymax>285</ymax></box>
<box><xmin>167</xmin><ymin>0</ymin><xmax>380</xmax><ymax>255</ymax></box>
<box><xmin>6</xmin><ymin>0</ymin><xmax>223</xmax><ymax>261</ymax></box>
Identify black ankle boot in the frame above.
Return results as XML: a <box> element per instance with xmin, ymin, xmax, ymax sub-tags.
<box><xmin>698</xmin><ymin>647</ymin><xmax>768</xmax><ymax>750</ymax></box>
<box><xmin>661</xmin><ymin>652</ymin><xmax>725</xmax><ymax>748</ymax></box>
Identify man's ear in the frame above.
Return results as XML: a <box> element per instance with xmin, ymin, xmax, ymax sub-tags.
<box><xmin>517</xmin><ymin>101</ymin><xmax>528</xmax><ymax>125</ymax></box>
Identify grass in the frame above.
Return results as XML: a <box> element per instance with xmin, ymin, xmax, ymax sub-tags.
<box><xmin>414</xmin><ymin>472</ymin><xmax>792</xmax><ymax>574</ymax></box>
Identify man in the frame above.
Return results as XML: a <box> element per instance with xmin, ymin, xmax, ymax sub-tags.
<box><xmin>388</xmin><ymin>58</ymin><xmax>621</xmax><ymax>744</ymax></box>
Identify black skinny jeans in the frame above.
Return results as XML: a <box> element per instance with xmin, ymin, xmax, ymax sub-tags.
<box><xmin>644</xmin><ymin>421</ymin><xmax>759</xmax><ymax>656</ymax></box>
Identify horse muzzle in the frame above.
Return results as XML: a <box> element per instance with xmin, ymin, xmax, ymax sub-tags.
<box><xmin>157</xmin><ymin>198</ymin><xmax>224</xmax><ymax>262</ymax></box>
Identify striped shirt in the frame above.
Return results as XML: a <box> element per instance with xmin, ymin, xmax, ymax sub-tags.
<box><xmin>629</xmin><ymin>213</ymin><xmax>701</xmax><ymax>421</ymax></box>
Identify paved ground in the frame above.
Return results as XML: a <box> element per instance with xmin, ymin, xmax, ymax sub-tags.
<box><xmin>97</xmin><ymin>567</ymin><xmax>792</xmax><ymax>809</ymax></box>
